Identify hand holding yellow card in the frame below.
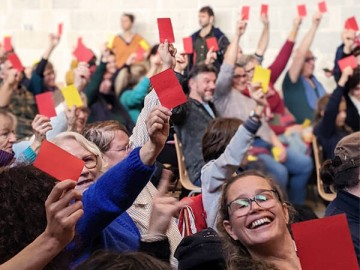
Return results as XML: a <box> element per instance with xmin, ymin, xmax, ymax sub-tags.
<box><xmin>61</xmin><ymin>85</ymin><xmax>83</xmax><ymax>108</ymax></box>
<box><xmin>252</xmin><ymin>66</ymin><xmax>271</xmax><ymax>94</ymax></box>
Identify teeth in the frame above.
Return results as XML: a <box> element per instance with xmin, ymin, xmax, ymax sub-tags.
<box><xmin>250</xmin><ymin>218</ymin><xmax>271</xmax><ymax>229</ymax></box>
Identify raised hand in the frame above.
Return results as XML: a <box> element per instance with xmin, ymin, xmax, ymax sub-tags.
<box><xmin>205</xmin><ymin>47</ymin><xmax>217</xmax><ymax>65</ymax></box>
<box><xmin>31</xmin><ymin>114</ymin><xmax>52</xmax><ymax>151</ymax></box>
<box><xmin>174</xmin><ymin>52</ymin><xmax>189</xmax><ymax>73</ymax></box>
<box><xmin>48</xmin><ymin>33</ymin><xmax>60</xmax><ymax>49</ymax></box>
<box><xmin>44</xmin><ymin>180</ymin><xmax>83</xmax><ymax>247</ymax></box>
<box><xmin>312</xmin><ymin>11</ymin><xmax>322</xmax><ymax>26</ymax></box>
<box><xmin>74</xmin><ymin>62</ymin><xmax>90</xmax><ymax>92</ymax></box>
<box><xmin>148</xmin><ymin>174</ymin><xmax>184</xmax><ymax>235</ymax></box>
<box><xmin>158</xmin><ymin>40</ymin><xmax>176</xmax><ymax>69</ymax></box>
<box><xmin>146</xmin><ymin>105</ymin><xmax>172</xmax><ymax>148</ymax></box>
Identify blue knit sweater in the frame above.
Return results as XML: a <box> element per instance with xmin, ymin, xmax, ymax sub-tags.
<box><xmin>69</xmin><ymin>147</ymin><xmax>155</xmax><ymax>265</ymax></box>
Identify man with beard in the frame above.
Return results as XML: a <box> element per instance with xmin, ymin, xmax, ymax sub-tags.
<box><xmin>172</xmin><ymin>64</ymin><xmax>217</xmax><ymax>186</ymax></box>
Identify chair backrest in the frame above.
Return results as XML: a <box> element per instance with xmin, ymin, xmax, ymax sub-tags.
<box><xmin>312</xmin><ymin>136</ymin><xmax>336</xmax><ymax>201</ymax></box>
<box><xmin>174</xmin><ymin>133</ymin><xmax>201</xmax><ymax>194</ymax></box>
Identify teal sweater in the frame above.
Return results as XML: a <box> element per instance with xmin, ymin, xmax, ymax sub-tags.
<box><xmin>120</xmin><ymin>77</ymin><xmax>150</xmax><ymax>123</ymax></box>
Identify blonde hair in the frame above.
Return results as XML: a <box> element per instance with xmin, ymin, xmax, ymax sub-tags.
<box><xmin>51</xmin><ymin>132</ymin><xmax>104</xmax><ymax>173</ymax></box>
<box><xmin>0</xmin><ymin>111</ymin><xmax>17</xmax><ymax>130</ymax></box>
<box><xmin>114</xmin><ymin>64</ymin><xmax>147</xmax><ymax>97</ymax></box>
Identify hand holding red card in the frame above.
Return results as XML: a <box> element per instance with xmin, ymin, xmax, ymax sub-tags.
<box><xmin>261</xmin><ymin>4</ymin><xmax>268</xmax><ymax>16</ymax></box>
<box><xmin>35</xmin><ymin>92</ymin><xmax>57</xmax><ymax>118</ymax></box>
<box><xmin>8</xmin><ymin>53</ymin><xmax>24</xmax><ymax>72</ymax></box>
<box><xmin>72</xmin><ymin>38</ymin><xmax>94</xmax><ymax>63</ymax></box>
<box><xmin>157</xmin><ymin>18</ymin><xmax>175</xmax><ymax>43</ymax></box>
<box><xmin>338</xmin><ymin>55</ymin><xmax>357</xmax><ymax>72</ymax></box>
<box><xmin>58</xmin><ymin>23</ymin><xmax>63</xmax><ymax>36</ymax></box>
<box><xmin>34</xmin><ymin>140</ymin><xmax>85</xmax><ymax>181</ymax></box>
<box><xmin>241</xmin><ymin>6</ymin><xmax>250</xmax><ymax>21</ymax></box>
<box><xmin>318</xmin><ymin>1</ymin><xmax>327</xmax><ymax>13</ymax></box>
<box><xmin>3</xmin><ymin>36</ymin><xmax>13</xmax><ymax>52</ymax></box>
<box><xmin>150</xmin><ymin>68</ymin><xmax>187</xmax><ymax>109</ymax></box>
<box><xmin>182</xmin><ymin>37</ymin><xmax>193</xmax><ymax>54</ymax></box>
<box><xmin>206</xmin><ymin>37</ymin><xmax>219</xmax><ymax>52</ymax></box>
<box><xmin>292</xmin><ymin>214</ymin><xmax>358</xmax><ymax>270</ymax></box>
<box><xmin>297</xmin><ymin>4</ymin><xmax>307</xmax><ymax>17</ymax></box>
<box><xmin>345</xmin><ymin>16</ymin><xmax>359</xmax><ymax>31</ymax></box>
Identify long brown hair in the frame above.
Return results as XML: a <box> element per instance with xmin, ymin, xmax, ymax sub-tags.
<box><xmin>216</xmin><ymin>170</ymin><xmax>294</xmax><ymax>270</ymax></box>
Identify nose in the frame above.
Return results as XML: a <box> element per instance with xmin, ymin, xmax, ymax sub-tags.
<box><xmin>80</xmin><ymin>166</ymin><xmax>90</xmax><ymax>177</ymax></box>
<box><xmin>8</xmin><ymin>132</ymin><xmax>16</xmax><ymax>143</ymax></box>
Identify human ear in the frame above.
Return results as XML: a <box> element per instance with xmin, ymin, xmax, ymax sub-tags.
<box><xmin>282</xmin><ymin>203</ymin><xmax>290</xmax><ymax>224</ymax></box>
<box><xmin>223</xmin><ymin>220</ymin><xmax>239</xmax><ymax>241</ymax></box>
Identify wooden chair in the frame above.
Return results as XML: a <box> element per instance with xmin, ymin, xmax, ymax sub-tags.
<box><xmin>174</xmin><ymin>133</ymin><xmax>201</xmax><ymax>196</ymax></box>
<box><xmin>312</xmin><ymin>136</ymin><xmax>336</xmax><ymax>201</ymax></box>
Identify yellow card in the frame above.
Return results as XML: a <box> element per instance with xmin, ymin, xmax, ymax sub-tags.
<box><xmin>139</xmin><ymin>39</ymin><xmax>150</xmax><ymax>51</ymax></box>
<box><xmin>271</xmin><ymin>146</ymin><xmax>281</xmax><ymax>162</ymax></box>
<box><xmin>61</xmin><ymin>85</ymin><xmax>83</xmax><ymax>108</ymax></box>
<box><xmin>106</xmin><ymin>33</ymin><xmax>115</xmax><ymax>49</ymax></box>
<box><xmin>247</xmin><ymin>155</ymin><xmax>258</xmax><ymax>162</ymax></box>
<box><xmin>252</xmin><ymin>66</ymin><xmax>271</xmax><ymax>94</ymax></box>
<box><xmin>302</xmin><ymin>118</ymin><xmax>311</xmax><ymax>128</ymax></box>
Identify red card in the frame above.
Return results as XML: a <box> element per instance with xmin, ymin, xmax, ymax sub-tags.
<box><xmin>150</xmin><ymin>68</ymin><xmax>187</xmax><ymax>109</ymax></box>
<box><xmin>206</xmin><ymin>37</ymin><xmax>219</xmax><ymax>52</ymax></box>
<box><xmin>157</xmin><ymin>18</ymin><xmax>175</xmax><ymax>43</ymax></box>
<box><xmin>261</xmin><ymin>4</ymin><xmax>268</xmax><ymax>16</ymax></box>
<box><xmin>34</xmin><ymin>140</ymin><xmax>85</xmax><ymax>181</ymax></box>
<box><xmin>241</xmin><ymin>6</ymin><xmax>250</xmax><ymax>20</ymax></box>
<box><xmin>318</xmin><ymin>1</ymin><xmax>327</xmax><ymax>13</ymax></box>
<box><xmin>136</xmin><ymin>46</ymin><xmax>145</xmax><ymax>62</ymax></box>
<box><xmin>338</xmin><ymin>55</ymin><xmax>358</xmax><ymax>72</ymax></box>
<box><xmin>72</xmin><ymin>39</ymin><xmax>94</xmax><ymax>63</ymax></box>
<box><xmin>345</xmin><ymin>16</ymin><xmax>359</xmax><ymax>31</ymax></box>
<box><xmin>58</xmin><ymin>23</ymin><xmax>63</xmax><ymax>36</ymax></box>
<box><xmin>182</xmin><ymin>37</ymin><xmax>193</xmax><ymax>54</ymax></box>
<box><xmin>292</xmin><ymin>214</ymin><xmax>358</xmax><ymax>270</ymax></box>
<box><xmin>3</xmin><ymin>36</ymin><xmax>12</xmax><ymax>52</ymax></box>
<box><xmin>35</xmin><ymin>92</ymin><xmax>57</xmax><ymax>118</ymax></box>
<box><xmin>297</xmin><ymin>4</ymin><xmax>307</xmax><ymax>17</ymax></box>
<box><xmin>8</xmin><ymin>53</ymin><xmax>24</xmax><ymax>72</ymax></box>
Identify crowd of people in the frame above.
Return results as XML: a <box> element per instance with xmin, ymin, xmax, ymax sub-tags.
<box><xmin>0</xmin><ymin>4</ymin><xmax>359</xmax><ymax>270</ymax></box>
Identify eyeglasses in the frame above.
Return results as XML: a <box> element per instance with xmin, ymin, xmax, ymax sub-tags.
<box><xmin>83</xmin><ymin>155</ymin><xmax>98</xmax><ymax>169</ymax></box>
<box><xmin>233</xmin><ymin>74</ymin><xmax>247</xmax><ymax>79</ymax></box>
<box><xmin>107</xmin><ymin>144</ymin><xmax>130</xmax><ymax>153</ymax></box>
<box><xmin>227</xmin><ymin>189</ymin><xmax>280</xmax><ymax>217</ymax></box>
<box><xmin>305</xmin><ymin>57</ymin><xmax>317</xmax><ymax>63</ymax></box>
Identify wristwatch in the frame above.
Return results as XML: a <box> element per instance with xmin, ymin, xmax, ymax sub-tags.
<box><xmin>249</xmin><ymin>110</ymin><xmax>261</xmax><ymax>122</ymax></box>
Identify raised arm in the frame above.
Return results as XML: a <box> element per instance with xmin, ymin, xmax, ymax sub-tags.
<box><xmin>254</xmin><ymin>14</ymin><xmax>270</xmax><ymax>59</ymax></box>
<box><xmin>0</xmin><ymin>68</ymin><xmax>19</xmax><ymax>108</ymax></box>
<box><xmin>0</xmin><ymin>180</ymin><xmax>83</xmax><ymax>270</ymax></box>
<box><xmin>288</xmin><ymin>12</ymin><xmax>322</xmax><ymax>83</ymax></box>
<box><xmin>214</xmin><ymin>18</ymin><xmax>246</xmax><ymax>100</ymax></box>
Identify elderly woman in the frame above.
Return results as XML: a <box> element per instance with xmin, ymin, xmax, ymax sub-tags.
<box><xmin>50</xmin><ymin>106</ymin><xmax>171</xmax><ymax>264</ymax></box>
<box><xmin>82</xmin><ymin>113</ymin><xmax>182</xmax><ymax>268</ymax></box>
<box><xmin>217</xmin><ymin>171</ymin><xmax>300</xmax><ymax>270</ymax></box>
<box><xmin>321</xmin><ymin>132</ymin><xmax>360</xmax><ymax>264</ymax></box>
<box><xmin>0</xmin><ymin>111</ymin><xmax>51</xmax><ymax>168</ymax></box>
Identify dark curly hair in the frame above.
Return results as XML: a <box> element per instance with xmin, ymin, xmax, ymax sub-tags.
<box><xmin>216</xmin><ymin>170</ymin><xmax>295</xmax><ymax>270</ymax></box>
<box><xmin>0</xmin><ymin>165</ymin><xmax>70</xmax><ymax>269</ymax></box>
<box><xmin>76</xmin><ymin>251</ymin><xmax>171</xmax><ymax>270</ymax></box>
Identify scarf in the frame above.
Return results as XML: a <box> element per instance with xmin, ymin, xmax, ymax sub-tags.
<box><xmin>300</xmin><ymin>75</ymin><xmax>326</xmax><ymax>110</ymax></box>
<box><xmin>0</xmin><ymin>150</ymin><xmax>15</xmax><ymax>167</ymax></box>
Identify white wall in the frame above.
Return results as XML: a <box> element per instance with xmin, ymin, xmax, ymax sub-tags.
<box><xmin>1</xmin><ymin>0</ymin><xmax>359</xmax><ymax>92</ymax></box>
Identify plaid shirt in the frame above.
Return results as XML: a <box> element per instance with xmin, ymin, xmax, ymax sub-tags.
<box><xmin>0</xmin><ymin>84</ymin><xmax>38</xmax><ymax>140</ymax></box>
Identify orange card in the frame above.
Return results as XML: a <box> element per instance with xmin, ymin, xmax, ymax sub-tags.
<box><xmin>34</xmin><ymin>140</ymin><xmax>85</xmax><ymax>181</ymax></box>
